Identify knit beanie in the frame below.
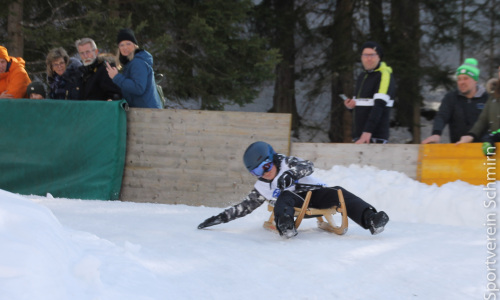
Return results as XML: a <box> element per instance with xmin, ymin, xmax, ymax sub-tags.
<box><xmin>117</xmin><ymin>28</ymin><xmax>138</xmax><ymax>45</ymax></box>
<box><xmin>456</xmin><ymin>58</ymin><xmax>479</xmax><ymax>81</ymax></box>
<box><xmin>360</xmin><ymin>41</ymin><xmax>383</xmax><ymax>59</ymax></box>
<box><xmin>0</xmin><ymin>46</ymin><xmax>9</xmax><ymax>60</ymax></box>
<box><xmin>26</xmin><ymin>81</ymin><xmax>47</xmax><ymax>98</ymax></box>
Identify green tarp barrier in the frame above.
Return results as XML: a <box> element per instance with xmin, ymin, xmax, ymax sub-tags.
<box><xmin>0</xmin><ymin>99</ymin><xmax>127</xmax><ymax>200</ymax></box>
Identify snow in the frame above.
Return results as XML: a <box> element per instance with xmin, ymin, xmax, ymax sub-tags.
<box><xmin>0</xmin><ymin>164</ymin><xmax>498</xmax><ymax>300</ymax></box>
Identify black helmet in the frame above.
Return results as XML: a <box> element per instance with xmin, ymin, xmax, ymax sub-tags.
<box><xmin>243</xmin><ymin>141</ymin><xmax>276</xmax><ymax>173</ymax></box>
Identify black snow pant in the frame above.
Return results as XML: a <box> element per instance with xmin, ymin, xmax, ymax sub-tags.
<box><xmin>273</xmin><ymin>186</ymin><xmax>375</xmax><ymax>229</ymax></box>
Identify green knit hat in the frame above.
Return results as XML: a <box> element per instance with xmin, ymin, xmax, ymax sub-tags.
<box><xmin>456</xmin><ymin>58</ymin><xmax>480</xmax><ymax>81</ymax></box>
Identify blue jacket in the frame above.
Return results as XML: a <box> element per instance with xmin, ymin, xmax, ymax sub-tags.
<box><xmin>112</xmin><ymin>49</ymin><xmax>162</xmax><ymax>109</ymax></box>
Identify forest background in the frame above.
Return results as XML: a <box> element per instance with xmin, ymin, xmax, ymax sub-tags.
<box><xmin>2</xmin><ymin>0</ymin><xmax>499</xmax><ymax>143</ymax></box>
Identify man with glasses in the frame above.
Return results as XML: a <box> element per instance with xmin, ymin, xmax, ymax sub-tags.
<box><xmin>197</xmin><ymin>141</ymin><xmax>389</xmax><ymax>238</ymax></box>
<box><xmin>75</xmin><ymin>38</ymin><xmax>122</xmax><ymax>101</ymax></box>
<box><xmin>344</xmin><ymin>41</ymin><xmax>396</xmax><ymax>144</ymax></box>
<box><xmin>0</xmin><ymin>46</ymin><xmax>31</xmax><ymax>99</ymax></box>
<box><xmin>422</xmin><ymin>58</ymin><xmax>488</xmax><ymax>144</ymax></box>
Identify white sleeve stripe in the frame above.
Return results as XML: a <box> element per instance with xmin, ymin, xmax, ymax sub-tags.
<box><xmin>374</xmin><ymin>93</ymin><xmax>390</xmax><ymax>102</ymax></box>
<box><xmin>354</xmin><ymin>98</ymin><xmax>394</xmax><ymax>107</ymax></box>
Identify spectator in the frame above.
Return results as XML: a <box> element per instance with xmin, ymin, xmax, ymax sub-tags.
<box><xmin>26</xmin><ymin>81</ymin><xmax>47</xmax><ymax>99</ymax></box>
<box><xmin>344</xmin><ymin>41</ymin><xmax>396</xmax><ymax>144</ymax></box>
<box><xmin>197</xmin><ymin>141</ymin><xmax>389</xmax><ymax>238</ymax></box>
<box><xmin>75</xmin><ymin>38</ymin><xmax>122</xmax><ymax>100</ymax></box>
<box><xmin>105</xmin><ymin>28</ymin><xmax>162</xmax><ymax>109</ymax></box>
<box><xmin>422</xmin><ymin>58</ymin><xmax>488</xmax><ymax>144</ymax></box>
<box><xmin>46</xmin><ymin>47</ymin><xmax>82</xmax><ymax>100</ymax></box>
<box><xmin>457</xmin><ymin>64</ymin><xmax>500</xmax><ymax>153</ymax></box>
<box><xmin>0</xmin><ymin>46</ymin><xmax>31</xmax><ymax>99</ymax></box>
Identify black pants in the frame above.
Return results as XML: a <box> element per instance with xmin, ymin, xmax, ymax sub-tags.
<box><xmin>273</xmin><ymin>186</ymin><xmax>374</xmax><ymax>229</ymax></box>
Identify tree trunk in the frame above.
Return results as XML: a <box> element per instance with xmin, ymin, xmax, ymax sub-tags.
<box><xmin>109</xmin><ymin>0</ymin><xmax>120</xmax><ymax>19</ymax></box>
<box><xmin>269</xmin><ymin>0</ymin><xmax>300</xmax><ymax>134</ymax></box>
<box><xmin>329</xmin><ymin>0</ymin><xmax>354</xmax><ymax>143</ymax></box>
<box><xmin>7</xmin><ymin>0</ymin><xmax>23</xmax><ymax>57</ymax></box>
<box><xmin>459</xmin><ymin>0</ymin><xmax>465</xmax><ymax>63</ymax></box>
<box><xmin>368</xmin><ymin>0</ymin><xmax>386</xmax><ymax>45</ymax></box>
<box><xmin>390</xmin><ymin>0</ymin><xmax>421</xmax><ymax>143</ymax></box>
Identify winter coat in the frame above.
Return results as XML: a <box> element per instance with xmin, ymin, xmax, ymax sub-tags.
<box><xmin>112</xmin><ymin>49</ymin><xmax>162</xmax><ymax>109</ymax></box>
<box><xmin>48</xmin><ymin>57</ymin><xmax>82</xmax><ymax>100</ymax></box>
<box><xmin>205</xmin><ymin>154</ymin><xmax>323</xmax><ymax>223</ymax></box>
<box><xmin>431</xmin><ymin>85</ymin><xmax>488</xmax><ymax>143</ymax></box>
<box><xmin>352</xmin><ymin>61</ymin><xmax>396</xmax><ymax>141</ymax></box>
<box><xmin>468</xmin><ymin>92</ymin><xmax>500</xmax><ymax>141</ymax></box>
<box><xmin>0</xmin><ymin>57</ymin><xmax>31</xmax><ymax>98</ymax></box>
<box><xmin>79</xmin><ymin>56</ymin><xmax>122</xmax><ymax>101</ymax></box>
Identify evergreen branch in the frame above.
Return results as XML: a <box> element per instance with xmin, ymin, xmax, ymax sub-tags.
<box><xmin>21</xmin><ymin>0</ymin><xmax>87</xmax><ymax>28</ymax></box>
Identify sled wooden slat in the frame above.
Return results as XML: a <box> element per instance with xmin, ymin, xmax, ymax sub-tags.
<box><xmin>294</xmin><ymin>190</ymin><xmax>312</xmax><ymax>228</ymax></box>
<box><xmin>263</xmin><ymin>189</ymin><xmax>348</xmax><ymax>236</ymax></box>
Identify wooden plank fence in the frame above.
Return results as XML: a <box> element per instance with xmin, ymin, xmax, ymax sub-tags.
<box><xmin>291</xmin><ymin>143</ymin><xmax>419</xmax><ymax>179</ymax></box>
<box><xmin>120</xmin><ymin>108</ymin><xmax>291</xmax><ymax>207</ymax></box>
<box><xmin>121</xmin><ymin>109</ymin><xmax>498</xmax><ymax>207</ymax></box>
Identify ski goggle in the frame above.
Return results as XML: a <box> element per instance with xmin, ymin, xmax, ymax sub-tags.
<box><xmin>250</xmin><ymin>158</ymin><xmax>274</xmax><ymax>177</ymax></box>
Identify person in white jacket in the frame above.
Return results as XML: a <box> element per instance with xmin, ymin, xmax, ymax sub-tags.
<box><xmin>197</xmin><ymin>141</ymin><xmax>389</xmax><ymax>238</ymax></box>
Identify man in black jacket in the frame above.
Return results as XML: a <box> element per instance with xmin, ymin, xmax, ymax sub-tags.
<box><xmin>75</xmin><ymin>38</ymin><xmax>122</xmax><ymax>101</ymax></box>
<box><xmin>422</xmin><ymin>58</ymin><xmax>488</xmax><ymax>144</ymax></box>
<box><xmin>344</xmin><ymin>41</ymin><xmax>396</xmax><ymax>144</ymax></box>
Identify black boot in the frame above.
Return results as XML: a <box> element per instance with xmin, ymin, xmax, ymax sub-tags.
<box><xmin>364</xmin><ymin>209</ymin><xmax>389</xmax><ymax>235</ymax></box>
<box><xmin>276</xmin><ymin>214</ymin><xmax>298</xmax><ymax>238</ymax></box>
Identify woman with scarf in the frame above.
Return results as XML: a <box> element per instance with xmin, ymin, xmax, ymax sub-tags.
<box><xmin>46</xmin><ymin>47</ymin><xmax>82</xmax><ymax>100</ymax></box>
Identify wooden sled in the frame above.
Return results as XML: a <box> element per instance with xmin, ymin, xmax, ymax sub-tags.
<box><xmin>263</xmin><ymin>189</ymin><xmax>348</xmax><ymax>235</ymax></box>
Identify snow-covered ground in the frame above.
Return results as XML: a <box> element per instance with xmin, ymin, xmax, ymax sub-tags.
<box><xmin>0</xmin><ymin>164</ymin><xmax>497</xmax><ymax>300</ymax></box>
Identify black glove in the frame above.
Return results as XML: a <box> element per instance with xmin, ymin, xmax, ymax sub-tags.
<box><xmin>277</xmin><ymin>171</ymin><xmax>295</xmax><ymax>190</ymax></box>
<box><xmin>198</xmin><ymin>215</ymin><xmax>223</xmax><ymax>229</ymax></box>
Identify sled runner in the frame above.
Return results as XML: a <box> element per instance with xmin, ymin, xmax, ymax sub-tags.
<box><xmin>263</xmin><ymin>189</ymin><xmax>348</xmax><ymax>235</ymax></box>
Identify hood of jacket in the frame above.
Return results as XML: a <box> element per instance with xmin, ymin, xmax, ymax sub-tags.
<box><xmin>132</xmin><ymin>49</ymin><xmax>153</xmax><ymax>68</ymax></box>
<box><xmin>79</xmin><ymin>54</ymin><xmax>113</xmax><ymax>76</ymax></box>
<box><xmin>63</xmin><ymin>57</ymin><xmax>82</xmax><ymax>80</ymax></box>
<box><xmin>375</xmin><ymin>61</ymin><xmax>393</xmax><ymax>74</ymax></box>
<box><xmin>0</xmin><ymin>56</ymin><xmax>31</xmax><ymax>98</ymax></box>
<box><xmin>457</xmin><ymin>83</ymin><xmax>487</xmax><ymax>99</ymax></box>
<box><xmin>0</xmin><ymin>56</ymin><xmax>26</xmax><ymax>80</ymax></box>
<box><xmin>66</xmin><ymin>57</ymin><xmax>82</xmax><ymax>71</ymax></box>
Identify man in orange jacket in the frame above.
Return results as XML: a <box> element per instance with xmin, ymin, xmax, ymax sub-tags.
<box><xmin>0</xmin><ymin>46</ymin><xmax>31</xmax><ymax>99</ymax></box>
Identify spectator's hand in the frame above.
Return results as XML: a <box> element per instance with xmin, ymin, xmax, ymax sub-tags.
<box><xmin>355</xmin><ymin>132</ymin><xmax>372</xmax><ymax>144</ymax></box>
<box><xmin>456</xmin><ymin>135</ymin><xmax>474</xmax><ymax>144</ymax></box>
<box><xmin>421</xmin><ymin>134</ymin><xmax>441</xmax><ymax>144</ymax></box>
<box><xmin>0</xmin><ymin>91</ymin><xmax>14</xmax><ymax>99</ymax></box>
<box><xmin>105</xmin><ymin>61</ymin><xmax>118</xmax><ymax>79</ymax></box>
<box><xmin>277</xmin><ymin>171</ymin><xmax>295</xmax><ymax>190</ymax></box>
<box><xmin>344</xmin><ymin>98</ymin><xmax>356</xmax><ymax>109</ymax></box>
<box><xmin>198</xmin><ymin>215</ymin><xmax>223</xmax><ymax>229</ymax></box>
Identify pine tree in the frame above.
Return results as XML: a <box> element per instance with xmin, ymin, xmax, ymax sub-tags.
<box><xmin>254</xmin><ymin>0</ymin><xmax>301</xmax><ymax>134</ymax></box>
<box><xmin>148</xmin><ymin>0</ymin><xmax>279</xmax><ymax>110</ymax></box>
<box><xmin>328</xmin><ymin>0</ymin><xmax>355</xmax><ymax>142</ymax></box>
<box><xmin>389</xmin><ymin>0</ymin><xmax>422</xmax><ymax>143</ymax></box>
